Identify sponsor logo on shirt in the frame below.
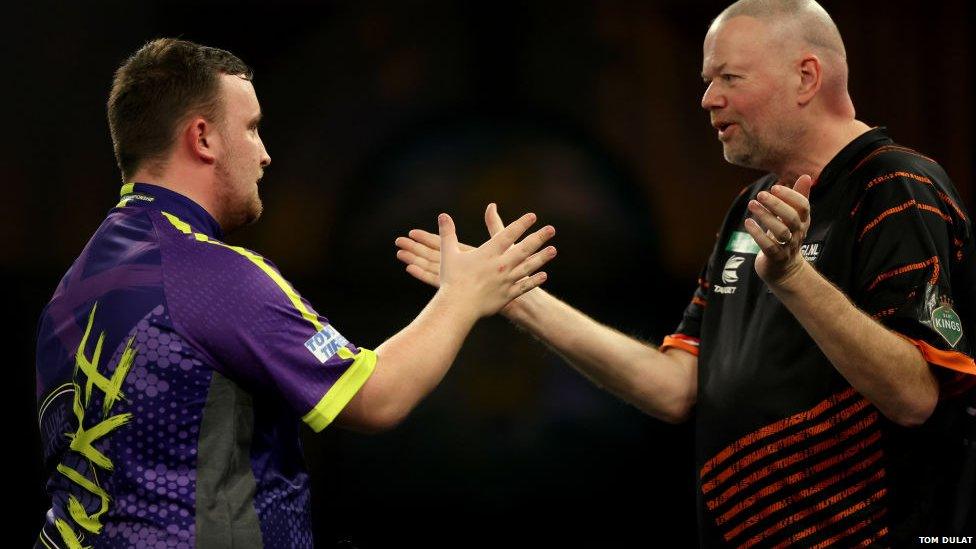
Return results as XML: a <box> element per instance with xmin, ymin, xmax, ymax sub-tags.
<box><xmin>725</xmin><ymin>231</ymin><xmax>760</xmax><ymax>255</ymax></box>
<box><xmin>800</xmin><ymin>241</ymin><xmax>823</xmax><ymax>263</ymax></box>
<box><xmin>722</xmin><ymin>256</ymin><xmax>745</xmax><ymax>284</ymax></box>
<box><xmin>304</xmin><ymin>324</ymin><xmax>350</xmax><ymax>364</ymax></box>
<box><xmin>715</xmin><ymin>255</ymin><xmax>745</xmax><ymax>294</ymax></box>
<box><xmin>119</xmin><ymin>193</ymin><xmax>156</xmax><ymax>206</ymax></box>
<box><xmin>932</xmin><ymin>297</ymin><xmax>963</xmax><ymax>348</ymax></box>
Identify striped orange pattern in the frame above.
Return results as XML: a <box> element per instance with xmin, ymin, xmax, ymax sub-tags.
<box><xmin>938</xmin><ymin>191</ymin><xmax>968</xmax><ymax>222</ymax></box>
<box><xmin>850</xmin><ymin>171</ymin><xmax>933</xmax><ymax>218</ymax></box>
<box><xmin>865</xmin><ymin>171</ymin><xmax>933</xmax><ymax>191</ymax></box>
<box><xmin>776</xmin><ymin>500</ymin><xmax>888</xmax><ymax>549</ymax></box>
<box><xmin>853</xmin><ymin>526</ymin><xmax>890</xmax><ymax>548</ymax></box>
<box><xmin>699</xmin><ymin>387</ymin><xmax>857</xmax><ymax>478</ymax></box>
<box><xmin>865</xmin><ymin>256</ymin><xmax>940</xmax><ymax>292</ymax></box>
<box><xmin>699</xmin><ymin>388</ymin><xmax>888</xmax><ymax>548</ymax></box>
<box><xmin>717</xmin><ymin>440</ymin><xmax>883</xmax><ymax>528</ymax></box>
<box><xmin>859</xmin><ymin>200</ymin><xmax>953</xmax><ymax>241</ymax></box>
<box><xmin>851</xmin><ymin>144</ymin><xmax>937</xmax><ymax>174</ymax></box>
<box><xmin>848</xmin><ymin>170</ymin><xmax>964</xmax><ymax>228</ymax></box>
<box><xmin>705</xmin><ymin>410</ymin><xmax>878</xmax><ymax>509</ymax></box>
<box><xmin>743</xmin><ymin>479</ymin><xmax>886</xmax><ymax>549</ymax></box>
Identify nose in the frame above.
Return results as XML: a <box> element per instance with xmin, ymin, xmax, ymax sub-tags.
<box><xmin>260</xmin><ymin>140</ymin><xmax>271</xmax><ymax>167</ymax></box>
<box><xmin>701</xmin><ymin>81</ymin><xmax>726</xmax><ymax>111</ymax></box>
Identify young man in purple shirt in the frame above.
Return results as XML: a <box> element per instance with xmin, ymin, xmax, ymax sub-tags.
<box><xmin>34</xmin><ymin>38</ymin><xmax>557</xmax><ymax>549</ymax></box>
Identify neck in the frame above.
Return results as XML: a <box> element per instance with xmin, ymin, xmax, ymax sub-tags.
<box><xmin>771</xmin><ymin>118</ymin><xmax>871</xmax><ymax>186</ymax></box>
<box><xmin>128</xmin><ymin>165</ymin><xmax>224</xmax><ymax>228</ymax></box>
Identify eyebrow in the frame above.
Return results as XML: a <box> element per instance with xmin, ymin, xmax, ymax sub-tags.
<box><xmin>702</xmin><ymin>62</ymin><xmax>727</xmax><ymax>80</ymax></box>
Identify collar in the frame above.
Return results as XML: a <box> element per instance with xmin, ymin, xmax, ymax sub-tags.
<box><xmin>811</xmin><ymin>127</ymin><xmax>893</xmax><ymax>195</ymax></box>
<box><xmin>117</xmin><ymin>183</ymin><xmax>224</xmax><ymax>239</ymax></box>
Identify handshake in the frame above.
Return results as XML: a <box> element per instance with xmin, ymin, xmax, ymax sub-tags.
<box><xmin>393</xmin><ymin>202</ymin><xmax>557</xmax><ymax>320</ymax></box>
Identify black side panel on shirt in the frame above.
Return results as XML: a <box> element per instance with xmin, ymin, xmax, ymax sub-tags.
<box><xmin>196</xmin><ymin>371</ymin><xmax>263</xmax><ymax>548</ymax></box>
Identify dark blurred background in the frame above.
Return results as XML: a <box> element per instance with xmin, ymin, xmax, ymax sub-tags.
<box><xmin>5</xmin><ymin>0</ymin><xmax>974</xmax><ymax>546</ymax></box>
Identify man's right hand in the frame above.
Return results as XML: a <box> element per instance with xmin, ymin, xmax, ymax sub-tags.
<box><xmin>429</xmin><ymin>207</ymin><xmax>556</xmax><ymax>319</ymax></box>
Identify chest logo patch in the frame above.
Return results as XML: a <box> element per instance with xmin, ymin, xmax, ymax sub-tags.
<box><xmin>725</xmin><ymin>231</ymin><xmax>760</xmax><ymax>255</ymax></box>
<box><xmin>800</xmin><ymin>241</ymin><xmax>823</xmax><ymax>263</ymax></box>
<box><xmin>304</xmin><ymin>324</ymin><xmax>351</xmax><ymax>364</ymax></box>
<box><xmin>932</xmin><ymin>302</ymin><xmax>963</xmax><ymax>348</ymax></box>
<box><xmin>722</xmin><ymin>256</ymin><xmax>745</xmax><ymax>284</ymax></box>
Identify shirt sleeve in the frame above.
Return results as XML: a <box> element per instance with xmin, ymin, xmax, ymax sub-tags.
<box><xmin>660</xmin><ymin>262</ymin><xmax>709</xmax><ymax>357</ymax></box>
<box><xmin>161</xmin><ymin>227</ymin><xmax>375</xmax><ymax>432</ymax></box>
<box><xmin>850</xmin><ymin>168</ymin><xmax>976</xmax><ymax>398</ymax></box>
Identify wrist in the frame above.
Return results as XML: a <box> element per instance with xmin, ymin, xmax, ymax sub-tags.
<box><xmin>501</xmin><ymin>288</ymin><xmax>544</xmax><ymax>326</ymax></box>
<box><xmin>432</xmin><ymin>284</ymin><xmax>483</xmax><ymax>326</ymax></box>
<box><xmin>768</xmin><ymin>259</ymin><xmax>813</xmax><ymax>295</ymax></box>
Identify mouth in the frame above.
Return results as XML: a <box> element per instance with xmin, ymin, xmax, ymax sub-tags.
<box><xmin>714</xmin><ymin>122</ymin><xmax>737</xmax><ymax>140</ymax></box>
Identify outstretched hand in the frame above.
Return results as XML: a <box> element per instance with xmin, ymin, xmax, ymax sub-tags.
<box><xmin>404</xmin><ymin>207</ymin><xmax>556</xmax><ymax>318</ymax></box>
<box><xmin>743</xmin><ymin>174</ymin><xmax>813</xmax><ymax>287</ymax></box>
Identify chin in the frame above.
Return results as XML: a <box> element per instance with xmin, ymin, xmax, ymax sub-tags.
<box><xmin>724</xmin><ymin>149</ymin><xmax>750</xmax><ymax>168</ymax></box>
<box><xmin>724</xmin><ymin>145</ymin><xmax>766</xmax><ymax>170</ymax></box>
<box><xmin>245</xmin><ymin>199</ymin><xmax>263</xmax><ymax>226</ymax></box>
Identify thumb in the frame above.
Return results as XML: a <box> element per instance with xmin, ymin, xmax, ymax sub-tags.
<box><xmin>793</xmin><ymin>174</ymin><xmax>813</xmax><ymax>198</ymax></box>
<box><xmin>438</xmin><ymin>213</ymin><xmax>459</xmax><ymax>250</ymax></box>
<box><xmin>484</xmin><ymin>203</ymin><xmax>505</xmax><ymax>237</ymax></box>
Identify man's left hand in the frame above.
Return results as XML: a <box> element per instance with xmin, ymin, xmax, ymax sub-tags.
<box><xmin>744</xmin><ymin>174</ymin><xmax>814</xmax><ymax>287</ymax></box>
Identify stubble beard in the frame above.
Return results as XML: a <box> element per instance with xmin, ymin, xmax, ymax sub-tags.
<box><xmin>215</xmin><ymin>159</ymin><xmax>263</xmax><ymax>233</ymax></box>
<box><xmin>724</xmin><ymin>124</ymin><xmax>792</xmax><ymax>173</ymax></box>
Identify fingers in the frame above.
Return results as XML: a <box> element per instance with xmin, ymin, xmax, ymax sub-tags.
<box><xmin>747</xmin><ymin>199</ymin><xmax>793</xmax><ymax>245</ymax></box>
<box><xmin>438</xmin><ymin>213</ymin><xmax>458</xmax><ymax>250</ymax></box>
<box><xmin>510</xmin><ymin>245</ymin><xmax>557</xmax><ymax>281</ymax></box>
<box><xmin>743</xmin><ymin>217</ymin><xmax>785</xmax><ymax>258</ymax></box>
<box><xmin>490</xmin><ymin>212</ymin><xmax>537</xmax><ymax>250</ymax></box>
<box><xmin>404</xmin><ymin>263</ymin><xmax>440</xmax><ymax>288</ymax></box>
<box><xmin>405</xmin><ymin>227</ymin><xmax>480</xmax><ymax>254</ymax></box>
<box><xmin>507</xmin><ymin>272</ymin><xmax>548</xmax><ymax>300</ymax></box>
<box><xmin>395</xmin><ymin>248</ymin><xmax>438</xmax><ymax>276</ymax></box>
<box><xmin>507</xmin><ymin>224</ymin><xmax>556</xmax><ymax>266</ymax></box>
<box><xmin>406</xmin><ymin>229</ymin><xmax>441</xmax><ymax>252</ymax></box>
<box><xmin>754</xmin><ymin>190</ymin><xmax>802</xmax><ymax>231</ymax></box>
<box><xmin>768</xmin><ymin>183</ymin><xmax>811</xmax><ymax>223</ymax></box>
<box><xmin>485</xmin><ymin>203</ymin><xmax>505</xmax><ymax>237</ymax></box>
<box><xmin>792</xmin><ymin>174</ymin><xmax>814</xmax><ymax>199</ymax></box>
<box><xmin>395</xmin><ymin>235</ymin><xmax>440</xmax><ymax>265</ymax></box>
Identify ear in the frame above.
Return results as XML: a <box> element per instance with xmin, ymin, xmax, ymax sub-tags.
<box><xmin>796</xmin><ymin>54</ymin><xmax>822</xmax><ymax>106</ymax></box>
<box><xmin>183</xmin><ymin>116</ymin><xmax>218</xmax><ymax>165</ymax></box>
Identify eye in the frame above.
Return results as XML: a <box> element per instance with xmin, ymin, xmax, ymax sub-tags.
<box><xmin>721</xmin><ymin>74</ymin><xmax>739</xmax><ymax>82</ymax></box>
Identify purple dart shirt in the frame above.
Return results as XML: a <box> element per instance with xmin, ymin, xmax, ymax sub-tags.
<box><xmin>35</xmin><ymin>183</ymin><xmax>375</xmax><ymax>548</ymax></box>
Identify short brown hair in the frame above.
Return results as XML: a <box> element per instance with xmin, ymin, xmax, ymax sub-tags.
<box><xmin>107</xmin><ymin>38</ymin><xmax>253</xmax><ymax>181</ymax></box>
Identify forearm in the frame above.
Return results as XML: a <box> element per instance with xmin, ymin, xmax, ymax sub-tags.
<box><xmin>772</xmin><ymin>262</ymin><xmax>938</xmax><ymax>426</ymax></box>
<box><xmin>345</xmin><ymin>289</ymin><xmax>478</xmax><ymax>430</ymax></box>
<box><xmin>503</xmin><ymin>289</ymin><xmax>697</xmax><ymax>423</ymax></box>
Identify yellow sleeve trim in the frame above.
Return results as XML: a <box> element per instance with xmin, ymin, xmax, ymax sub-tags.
<box><xmin>302</xmin><ymin>348</ymin><xmax>377</xmax><ymax>432</ymax></box>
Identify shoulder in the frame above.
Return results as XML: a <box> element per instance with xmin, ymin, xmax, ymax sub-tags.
<box><xmin>149</xmin><ymin>210</ymin><xmax>311</xmax><ymax>331</ymax></box>
<box><xmin>850</xmin><ymin>142</ymin><xmax>944</xmax><ymax>180</ymax></box>
<box><xmin>849</xmin><ymin>143</ymin><xmax>955</xmax><ymax>201</ymax></box>
<box><xmin>848</xmin><ymin>143</ymin><xmax>967</xmax><ymax>224</ymax></box>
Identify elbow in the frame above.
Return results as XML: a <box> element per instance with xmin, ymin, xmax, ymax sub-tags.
<box><xmin>353</xmin><ymin>404</ymin><xmax>410</xmax><ymax>434</ymax></box>
<box><xmin>884</xmin><ymin>390</ymin><xmax>938</xmax><ymax>428</ymax></box>
<box><xmin>658</xmin><ymin>398</ymin><xmax>695</xmax><ymax>424</ymax></box>
<box><xmin>642</xmin><ymin>390</ymin><xmax>696</xmax><ymax>424</ymax></box>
